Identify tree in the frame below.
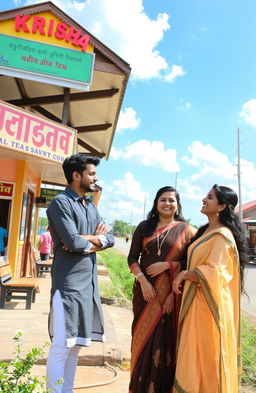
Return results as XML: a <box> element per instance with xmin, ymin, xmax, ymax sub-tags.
<box><xmin>112</xmin><ymin>220</ymin><xmax>136</xmax><ymax>237</ymax></box>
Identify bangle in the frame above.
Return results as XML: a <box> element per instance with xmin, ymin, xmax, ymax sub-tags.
<box><xmin>135</xmin><ymin>271</ymin><xmax>144</xmax><ymax>280</ymax></box>
<box><xmin>182</xmin><ymin>270</ymin><xmax>187</xmax><ymax>280</ymax></box>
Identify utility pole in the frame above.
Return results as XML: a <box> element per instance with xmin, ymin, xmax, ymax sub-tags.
<box><xmin>237</xmin><ymin>128</ymin><xmax>243</xmax><ymax>221</ymax></box>
<box><xmin>143</xmin><ymin>193</ymin><xmax>147</xmax><ymax>220</ymax></box>
<box><xmin>174</xmin><ymin>172</ymin><xmax>178</xmax><ymax>189</ymax></box>
<box><xmin>130</xmin><ymin>210</ymin><xmax>133</xmax><ymax>235</ymax></box>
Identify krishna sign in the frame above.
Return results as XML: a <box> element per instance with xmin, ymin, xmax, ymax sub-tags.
<box><xmin>0</xmin><ymin>11</ymin><xmax>95</xmax><ymax>90</ymax></box>
<box><xmin>15</xmin><ymin>14</ymin><xmax>90</xmax><ymax>52</ymax></box>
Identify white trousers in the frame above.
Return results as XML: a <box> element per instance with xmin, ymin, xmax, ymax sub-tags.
<box><xmin>46</xmin><ymin>290</ymin><xmax>81</xmax><ymax>393</ymax></box>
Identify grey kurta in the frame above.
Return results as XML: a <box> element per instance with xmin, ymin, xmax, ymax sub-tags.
<box><xmin>46</xmin><ymin>187</ymin><xmax>114</xmax><ymax>347</ymax></box>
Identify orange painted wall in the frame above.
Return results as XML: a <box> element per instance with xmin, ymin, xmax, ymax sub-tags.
<box><xmin>0</xmin><ymin>159</ymin><xmax>17</xmax><ymax>180</ymax></box>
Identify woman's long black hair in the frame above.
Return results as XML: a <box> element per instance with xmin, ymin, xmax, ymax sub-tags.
<box><xmin>143</xmin><ymin>186</ymin><xmax>186</xmax><ymax>237</ymax></box>
<box><xmin>190</xmin><ymin>184</ymin><xmax>247</xmax><ymax>292</ymax></box>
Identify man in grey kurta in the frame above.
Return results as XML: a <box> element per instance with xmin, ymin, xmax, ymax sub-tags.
<box><xmin>46</xmin><ymin>154</ymin><xmax>114</xmax><ymax>393</ymax></box>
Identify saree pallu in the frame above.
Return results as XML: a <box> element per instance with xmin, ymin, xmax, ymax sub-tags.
<box><xmin>173</xmin><ymin>227</ymin><xmax>241</xmax><ymax>393</ymax></box>
<box><xmin>128</xmin><ymin>221</ymin><xmax>196</xmax><ymax>393</ymax></box>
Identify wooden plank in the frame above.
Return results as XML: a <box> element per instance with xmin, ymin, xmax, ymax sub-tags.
<box><xmin>0</xmin><ymin>265</ymin><xmax>12</xmax><ymax>278</ymax></box>
<box><xmin>7</xmin><ymin>88</ymin><xmax>119</xmax><ymax>107</ymax></box>
<box><xmin>0</xmin><ymin>261</ymin><xmax>9</xmax><ymax>267</ymax></box>
<box><xmin>7</xmin><ymin>278</ymin><xmax>40</xmax><ymax>287</ymax></box>
<box><xmin>37</xmin><ymin>260</ymin><xmax>52</xmax><ymax>266</ymax></box>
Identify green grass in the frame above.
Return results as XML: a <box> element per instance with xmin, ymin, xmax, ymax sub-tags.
<box><xmin>98</xmin><ymin>279</ymin><xmax>120</xmax><ymax>298</ymax></box>
<box><xmin>241</xmin><ymin>318</ymin><xmax>256</xmax><ymax>386</ymax></box>
<box><xmin>100</xmin><ymin>248</ymin><xmax>134</xmax><ymax>300</ymax></box>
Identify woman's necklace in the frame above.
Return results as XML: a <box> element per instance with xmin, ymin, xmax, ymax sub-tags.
<box><xmin>156</xmin><ymin>226</ymin><xmax>172</xmax><ymax>256</ymax></box>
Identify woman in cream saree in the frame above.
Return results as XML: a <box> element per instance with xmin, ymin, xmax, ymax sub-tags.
<box><xmin>173</xmin><ymin>185</ymin><xmax>247</xmax><ymax>393</ymax></box>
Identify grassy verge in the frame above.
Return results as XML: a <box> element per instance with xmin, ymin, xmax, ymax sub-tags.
<box><xmin>98</xmin><ymin>279</ymin><xmax>120</xmax><ymax>298</ymax></box>
<box><xmin>99</xmin><ymin>248</ymin><xmax>133</xmax><ymax>301</ymax></box>
<box><xmin>241</xmin><ymin>317</ymin><xmax>256</xmax><ymax>386</ymax></box>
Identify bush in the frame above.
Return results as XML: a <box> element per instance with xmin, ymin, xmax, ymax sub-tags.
<box><xmin>0</xmin><ymin>330</ymin><xmax>52</xmax><ymax>393</ymax></box>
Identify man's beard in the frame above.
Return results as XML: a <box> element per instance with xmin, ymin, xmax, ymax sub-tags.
<box><xmin>80</xmin><ymin>181</ymin><xmax>95</xmax><ymax>193</ymax></box>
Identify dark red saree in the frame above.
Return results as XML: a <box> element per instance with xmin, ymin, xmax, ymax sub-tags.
<box><xmin>128</xmin><ymin>221</ymin><xmax>196</xmax><ymax>393</ymax></box>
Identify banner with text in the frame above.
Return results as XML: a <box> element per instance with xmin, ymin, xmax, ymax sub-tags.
<box><xmin>0</xmin><ymin>34</ymin><xmax>95</xmax><ymax>90</ymax></box>
<box><xmin>0</xmin><ymin>100</ymin><xmax>76</xmax><ymax>163</ymax></box>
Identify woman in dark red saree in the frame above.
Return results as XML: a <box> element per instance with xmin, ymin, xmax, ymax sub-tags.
<box><xmin>128</xmin><ymin>186</ymin><xmax>196</xmax><ymax>393</ymax></box>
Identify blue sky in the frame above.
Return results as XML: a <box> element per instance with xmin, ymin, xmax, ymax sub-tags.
<box><xmin>1</xmin><ymin>0</ymin><xmax>256</xmax><ymax>227</ymax></box>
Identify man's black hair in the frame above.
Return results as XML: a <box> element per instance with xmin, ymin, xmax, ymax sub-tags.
<box><xmin>62</xmin><ymin>154</ymin><xmax>100</xmax><ymax>184</ymax></box>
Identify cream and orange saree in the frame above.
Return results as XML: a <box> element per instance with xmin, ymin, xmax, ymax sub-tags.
<box><xmin>173</xmin><ymin>227</ymin><xmax>241</xmax><ymax>393</ymax></box>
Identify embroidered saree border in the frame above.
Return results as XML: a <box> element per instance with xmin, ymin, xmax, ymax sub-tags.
<box><xmin>142</xmin><ymin>222</ymin><xmax>180</xmax><ymax>250</ymax></box>
<box><xmin>130</xmin><ymin>272</ymin><xmax>170</xmax><ymax>375</ymax></box>
<box><xmin>173</xmin><ymin>379</ymin><xmax>188</xmax><ymax>393</ymax></box>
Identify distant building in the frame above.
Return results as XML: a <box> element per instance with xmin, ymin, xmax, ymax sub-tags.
<box><xmin>235</xmin><ymin>200</ymin><xmax>256</xmax><ymax>221</ymax></box>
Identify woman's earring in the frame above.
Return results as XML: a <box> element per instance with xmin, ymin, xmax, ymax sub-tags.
<box><xmin>175</xmin><ymin>210</ymin><xmax>179</xmax><ymax>216</ymax></box>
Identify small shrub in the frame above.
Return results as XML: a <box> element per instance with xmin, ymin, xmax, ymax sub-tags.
<box><xmin>0</xmin><ymin>330</ymin><xmax>52</xmax><ymax>393</ymax></box>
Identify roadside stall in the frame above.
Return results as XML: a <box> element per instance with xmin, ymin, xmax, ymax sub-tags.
<box><xmin>0</xmin><ymin>1</ymin><xmax>130</xmax><ymax>279</ymax></box>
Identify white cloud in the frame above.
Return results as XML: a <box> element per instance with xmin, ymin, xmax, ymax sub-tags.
<box><xmin>109</xmin><ymin>146</ymin><xmax>123</xmax><ymax>160</ymax></box>
<box><xmin>24</xmin><ymin>0</ymin><xmax>185</xmax><ymax>82</ymax></box>
<box><xmin>110</xmin><ymin>139</ymin><xmax>179</xmax><ymax>172</ymax></box>
<box><xmin>113</xmin><ymin>172</ymin><xmax>149</xmax><ymax>203</ymax></box>
<box><xmin>182</xmin><ymin>141</ymin><xmax>234</xmax><ymax>179</ymax></box>
<box><xmin>116</xmin><ymin>107</ymin><xmax>141</xmax><ymax>132</ymax></box>
<box><xmin>176</xmin><ymin>99</ymin><xmax>192</xmax><ymax>111</ymax></box>
<box><xmin>240</xmin><ymin>99</ymin><xmax>256</xmax><ymax>127</ymax></box>
<box><xmin>164</xmin><ymin>65</ymin><xmax>186</xmax><ymax>83</ymax></box>
<box><xmin>239</xmin><ymin>159</ymin><xmax>256</xmax><ymax>190</ymax></box>
<box><xmin>98</xmin><ymin>172</ymin><xmax>149</xmax><ymax>224</ymax></box>
<box><xmin>123</xmin><ymin>140</ymin><xmax>179</xmax><ymax>172</ymax></box>
<box><xmin>180</xmin><ymin>141</ymin><xmax>256</xmax><ymax>213</ymax></box>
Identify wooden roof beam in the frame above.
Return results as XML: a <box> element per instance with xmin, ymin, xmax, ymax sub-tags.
<box><xmin>76</xmin><ymin>123</ymin><xmax>112</xmax><ymax>133</ymax></box>
<box><xmin>78</xmin><ymin>138</ymin><xmax>105</xmax><ymax>158</ymax></box>
<box><xmin>6</xmin><ymin>88</ymin><xmax>119</xmax><ymax>107</ymax></box>
<box><xmin>33</xmin><ymin>106</ymin><xmax>61</xmax><ymax>123</ymax></box>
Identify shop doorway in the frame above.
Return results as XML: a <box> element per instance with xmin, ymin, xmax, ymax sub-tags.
<box><xmin>20</xmin><ymin>190</ymin><xmax>34</xmax><ymax>277</ymax></box>
<box><xmin>0</xmin><ymin>198</ymin><xmax>11</xmax><ymax>259</ymax></box>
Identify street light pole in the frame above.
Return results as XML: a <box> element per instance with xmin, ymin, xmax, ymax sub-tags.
<box><xmin>237</xmin><ymin>128</ymin><xmax>243</xmax><ymax>221</ymax></box>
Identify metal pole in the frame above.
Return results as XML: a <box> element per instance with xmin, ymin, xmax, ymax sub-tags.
<box><xmin>174</xmin><ymin>172</ymin><xmax>178</xmax><ymax>189</ymax></box>
<box><xmin>237</xmin><ymin>128</ymin><xmax>243</xmax><ymax>221</ymax></box>
<box><xmin>62</xmin><ymin>87</ymin><xmax>70</xmax><ymax>125</ymax></box>
<box><xmin>143</xmin><ymin>193</ymin><xmax>147</xmax><ymax>219</ymax></box>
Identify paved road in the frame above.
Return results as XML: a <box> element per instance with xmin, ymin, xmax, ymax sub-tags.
<box><xmin>113</xmin><ymin>237</ymin><xmax>256</xmax><ymax>317</ymax></box>
<box><xmin>114</xmin><ymin>236</ymin><xmax>131</xmax><ymax>256</ymax></box>
<box><xmin>241</xmin><ymin>263</ymin><xmax>256</xmax><ymax>317</ymax></box>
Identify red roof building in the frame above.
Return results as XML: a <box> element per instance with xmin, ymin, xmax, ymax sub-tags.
<box><xmin>235</xmin><ymin>201</ymin><xmax>256</xmax><ymax>221</ymax></box>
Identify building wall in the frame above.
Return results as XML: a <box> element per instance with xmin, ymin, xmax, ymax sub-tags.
<box><xmin>0</xmin><ymin>158</ymin><xmax>40</xmax><ymax>276</ymax></box>
<box><xmin>244</xmin><ymin>207</ymin><xmax>256</xmax><ymax>220</ymax></box>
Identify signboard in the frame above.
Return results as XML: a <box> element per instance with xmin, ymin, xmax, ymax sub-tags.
<box><xmin>0</xmin><ymin>34</ymin><xmax>95</xmax><ymax>90</ymax></box>
<box><xmin>0</xmin><ymin>181</ymin><xmax>15</xmax><ymax>198</ymax></box>
<box><xmin>0</xmin><ymin>100</ymin><xmax>76</xmax><ymax>163</ymax></box>
<box><xmin>40</xmin><ymin>188</ymin><xmax>64</xmax><ymax>206</ymax></box>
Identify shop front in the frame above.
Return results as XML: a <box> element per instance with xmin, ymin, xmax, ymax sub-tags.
<box><xmin>0</xmin><ymin>1</ymin><xmax>130</xmax><ymax>278</ymax></box>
